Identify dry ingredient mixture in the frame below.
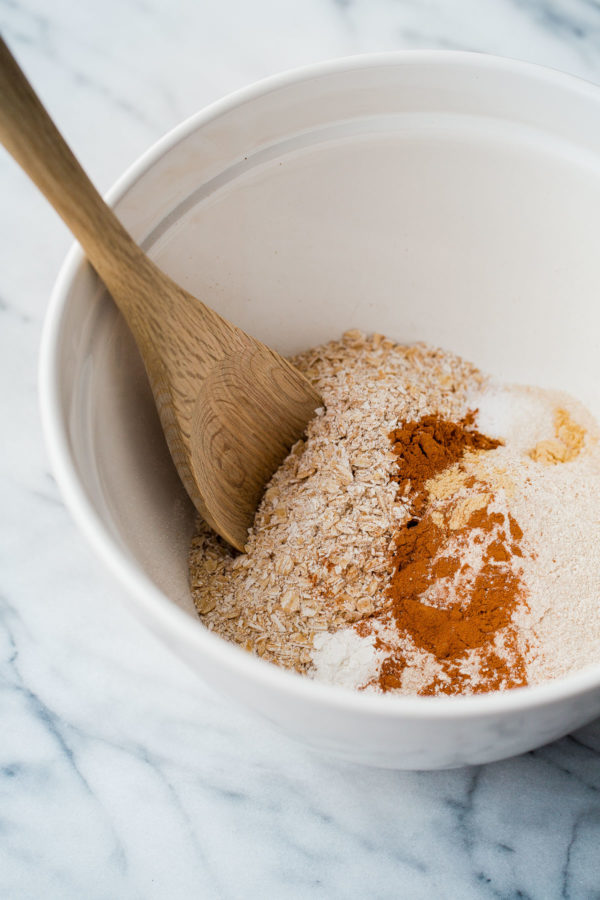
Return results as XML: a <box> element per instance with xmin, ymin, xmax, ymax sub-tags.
<box><xmin>189</xmin><ymin>331</ymin><xmax>600</xmax><ymax>696</ymax></box>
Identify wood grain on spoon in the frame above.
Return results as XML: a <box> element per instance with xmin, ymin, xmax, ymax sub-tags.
<box><xmin>0</xmin><ymin>37</ymin><xmax>321</xmax><ymax>550</ymax></box>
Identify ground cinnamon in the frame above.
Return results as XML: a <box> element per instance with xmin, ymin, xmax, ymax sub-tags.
<box><xmin>376</xmin><ymin>414</ymin><xmax>530</xmax><ymax>695</ymax></box>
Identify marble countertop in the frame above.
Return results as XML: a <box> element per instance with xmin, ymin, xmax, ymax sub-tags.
<box><xmin>2</xmin><ymin>1</ymin><xmax>600</xmax><ymax>897</ymax></box>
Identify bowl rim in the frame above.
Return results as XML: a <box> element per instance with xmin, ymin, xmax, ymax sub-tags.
<box><xmin>40</xmin><ymin>48</ymin><xmax>600</xmax><ymax>720</ymax></box>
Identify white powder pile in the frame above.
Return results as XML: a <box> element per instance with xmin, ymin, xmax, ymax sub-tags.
<box><xmin>311</xmin><ymin>630</ymin><xmax>381</xmax><ymax>690</ymax></box>
<box><xmin>481</xmin><ymin>386</ymin><xmax>600</xmax><ymax>684</ymax></box>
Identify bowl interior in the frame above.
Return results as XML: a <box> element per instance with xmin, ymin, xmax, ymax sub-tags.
<box><xmin>52</xmin><ymin>56</ymin><xmax>600</xmax><ymax>644</ymax></box>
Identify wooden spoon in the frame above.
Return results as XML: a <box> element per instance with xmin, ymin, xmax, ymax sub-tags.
<box><xmin>0</xmin><ymin>38</ymin><xmax>321</xmax><ymax>551</ymax></box>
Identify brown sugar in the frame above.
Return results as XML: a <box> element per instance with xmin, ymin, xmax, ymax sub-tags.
<box><xmin>530</xmin><ymin>407</ymin><xmax>586</xmax><ymax>464</ymax></box>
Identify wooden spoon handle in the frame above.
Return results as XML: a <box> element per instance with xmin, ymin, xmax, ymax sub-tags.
<box><xmin>0</xmin><ymin>37</ymin><xmax>163</xmax><ymax>324</ymax></box>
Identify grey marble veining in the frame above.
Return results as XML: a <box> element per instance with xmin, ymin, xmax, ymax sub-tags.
<box><xmin>2</xmin><ymin>1</ymin><xmax>600</xmax><ymax>897</ymax></box>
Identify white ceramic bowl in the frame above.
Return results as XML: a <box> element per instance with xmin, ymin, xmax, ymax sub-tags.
<box><xmin>40</xmin><ymin>52</ymin><xmax>600</xmax><ymax>769</ymax></box>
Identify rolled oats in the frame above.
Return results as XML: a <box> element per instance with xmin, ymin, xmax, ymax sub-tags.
<box><xmin>189</xmin><ymin>332</ymin><xmax>484</xmax><ymax>673</ymax></box>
